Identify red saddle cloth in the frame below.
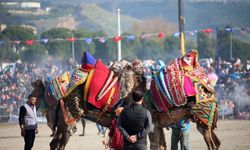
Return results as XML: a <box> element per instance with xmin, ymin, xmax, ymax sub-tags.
<box><xmin>87</xmin><ymin>60</ymin><xmax>120</xmax><ymax>110</ymax></box>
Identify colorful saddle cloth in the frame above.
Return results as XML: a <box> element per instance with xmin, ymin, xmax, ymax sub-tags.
<box><xmin>50</xmin><ymin>71</ymin><xmax>71</xmax><ymax>100</ymax></box>
<box><xmin>86</xmin><ymin>60</ymin><xmax>120</xmax><ymax>110</ymax></box>
<box><xmin>50</xmin><ymin>69</ymin><xmax>88</xmax><ymax>100</ymax></box>
<box><xmin>165</xmin><ymin>59</ymin><xmax>187</xmax><ymax>106</ymax></box>
<box><xmin>190</xmin><ymin>100</ymin><xmax>217</xmax><ymax>127</ymax></box>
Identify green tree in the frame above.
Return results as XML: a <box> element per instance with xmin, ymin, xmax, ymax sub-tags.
<box><xmin>73</xmin><ymin>29</ymin><xmax>95</xmax><ymax>63</ymax></box>
<box><xmin>1</xmin><ymin>25</ymin><xmax>37</xmax><ymax>62</ymax></box>
<box><xmin>217</xmin><ymin>29</ymin><xmax>231</xmax><ymax>61</ymax></box>
<box><xmin>20</xmin><ymin>44</ymin><xmax>47</xmax><ymax>63</ymax></box>
<box><xmin>41</xmin><ymin>28</ymin><xmax>71</xmax><ymax>59</ymax></box>
<box><xmin>92</xmin><ymin>31</ymin><xmax>110</xmax><ymax>63</ymax></box>
<box><xmin>232</xmin><ymin>39</ymin><xmax>250</xmax><ymax>62</ymax></box>
<box><xmin>163</xmin><ymin>35</ymin><xmax>181</xmax><ymax>61</ymax></box>
<box><xmin>121</xmin><ymin>33</ymin><xmax>142</xmax><ymax>61</ymax></box>
<box><xmin>197</xmin><ymin>32</ymin><xmax>216</xmax><ymax>59</ymax></box>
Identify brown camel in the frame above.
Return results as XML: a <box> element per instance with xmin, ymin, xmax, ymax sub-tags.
<box><xmin>49</xmin><ymin>59</ymin><xmax>147</xmax><ymax>150</ymax></box>
<box><xmin>31</xmin><ymin>80</ymin><xmax>58</xmax><ymax>137</ymax></box>
<box><xmin>144</xmin><ymin>50</ymin><xmax>221</xmax><ymax>150</ymax></box>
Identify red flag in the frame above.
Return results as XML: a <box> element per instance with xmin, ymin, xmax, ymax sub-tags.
<box><xmin>25</xmin><ymin>40</ymin><xmax>34</xmax><ymax>45</ymax></box>
<box><xmin>67</xmin><ymin>38</ymin><xmax>78</xmax><ymax>42</ymax></box>
<box><xmin>113</xmin><ymin>36</ymin><xmax>123</xmax><ymax>42</ymax></box>
<box><xmin>203</xmin><ymin>28</ymin><xmax>213</xmax><ymax>34</ymax></box>
<box><xmin>158</xmin><ymin>32</ymin><xmax>165</xmax><ymax>38</ymax></box>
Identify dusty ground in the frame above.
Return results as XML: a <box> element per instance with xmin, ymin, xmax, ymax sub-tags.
<box><xmin>0</xmin><ymin>120</ymin><xmax>250</xmax><ymax>150</ymax></box>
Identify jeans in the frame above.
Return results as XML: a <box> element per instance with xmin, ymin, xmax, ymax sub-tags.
<box><xmin>24</xmin><ymin>130</ymin><xmax>36</xmax><ymax>150</ymax></box>
<box><xmin>96</xmin><ymin>123</ymin><xmax>105</xmax><ymax>135</ymax></box>
<box><xmin>171</xmin><ymin>128</ymin><xmax>189</xmax><ymax>150</ymax></box>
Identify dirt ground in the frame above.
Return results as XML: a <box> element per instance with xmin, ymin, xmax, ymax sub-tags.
<box><xmin>0</xmin><ymin>120</ymin><xmax>250</xmax><ymax>150</ymax></box>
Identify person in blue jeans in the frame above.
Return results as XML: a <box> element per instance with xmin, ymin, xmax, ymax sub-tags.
<box><xmin>171</xmin><ymin>119</ymin><xmax>191</xmax><ymax>150</ymax></box>
<box><xmin>96</xmin><ymin>123</ymin><xmax>105</xmax><ymax>135</ymax></box>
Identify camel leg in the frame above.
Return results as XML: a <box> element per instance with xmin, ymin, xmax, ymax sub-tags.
<box><xmin>208</xmin><ymin>127</ymin><xmax>217</xmax><ymax>150</ymax></box>
<box><xmin>211</xmin><ymin>129</ymin><xmax>221</xmax><ymax>150</ymax></box>
<box><xmin>79</xmin><ymin>118</ymin><xmax>86</xmax><ymax>136</ymax></box>
<box><xmin>50</xmin><ymin>130</ymin><xmax>62</xmax><ymax>150</ymax></box>
<box><xmin>149</xmin><ymin>126</ymin><xmax>161</xmax><ymax>150</ymax></box>
<box><xmin>58</xmin><ymin>131</ymin><xmax>71</xmax><ymax>150</ymax></box>
<box><xmin>197</xmin><ymin>125</ymin><xmax>213</xmax><ymax>150</ymax></box>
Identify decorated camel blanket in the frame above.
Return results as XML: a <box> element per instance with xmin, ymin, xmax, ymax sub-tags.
<box><xmin>86</xmin><ymin>60</ymin><xmax>120</xmax><ymax>110</ymax></box>
<box><xmin>148</xmin><ymin>50</ymin><xmax>217</xmax><ymax>126</ymax></box>
<box><xmin>190</xmin><ymin>100</ymin><xmax>217</xmax><ymax>127</ymax></box>
<box><xmin>50</xmin><ymin>69</ymin><xmax>88</xmax><ymax>100</ymax></box>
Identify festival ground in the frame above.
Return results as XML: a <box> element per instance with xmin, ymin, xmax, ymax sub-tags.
<box><xmin>0</xmin><ymin>120</ymin><xmax>249</xmax><ymax>150</ymax></box>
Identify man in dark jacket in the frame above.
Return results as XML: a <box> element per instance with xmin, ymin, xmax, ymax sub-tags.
<box><xmin>117</xmin><ymin>90</ymin><xmax>152</xmax><ymax>150</ymax></box>
<box><xmin>19</xmin><ymin>94</ymin><xmax>39</xmax><ymax>150</ymax></box>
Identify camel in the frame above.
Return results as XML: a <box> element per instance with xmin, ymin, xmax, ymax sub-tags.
<box><xmin>49</xmin><ymin>58</ymin><xmax>147</xmax><ymax>150</ymax></box>
<box><xmin>144</xmin><ymin>50</ymin><xmax>221</xmax><ymax>150</ymax></box>
<box><xmin>31</xmin><ymin>80</ymin><xmax>58</xmax><ymax>137</ymax></box>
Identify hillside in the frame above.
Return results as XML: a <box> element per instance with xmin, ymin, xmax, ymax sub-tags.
<box><xmin>99</xmin><ymin>0</ymin><xmax>250</xmax><ymax>30</ymax></box>
<box><xmin>1</xmin><ymin>0</ymin><xmax>250</xmax><ymax>35</ymax></box>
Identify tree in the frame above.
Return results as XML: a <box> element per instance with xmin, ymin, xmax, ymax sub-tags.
<box><xmin>73</xmin><ymin>29</ymin><xmax>95</xmax><ymax>64</ymax></box>
<box><xmin>20</xmin><ymin>44</ymin><xmax>47</xmax><ymax>63</ymax></box>
<box><xmin>232</xmin><ymin>39</ymin><xmax>250</xmax><ymax>62</ymax></box>
<box><xmin>41</xmin><ymin>28</ymin><xmax>71</xmax><ymax>59</ymax></box>
<box><xmin>92</xmin><ymin>31</ymin><xmax>110</xmax><ymax>63</ymax></box>
<box><xmin>197</xmin><ymin>32</ymin><xmax>216</xmax><ymax>59</ymax></box>
<box><xmin>1</xmin><ymin>25</ymin><xmax>37</xmax><ymax>62</ymax></box>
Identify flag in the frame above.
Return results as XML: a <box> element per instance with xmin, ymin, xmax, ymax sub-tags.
<box><xmin>127</xmin><ymin>36</ymin><xmax>135</xmax><ymax>41</ymax></box>
<box><xmin>99</xmin><ymin>37</ymin><xmax>106</xmax><ymax>43</ymax></box>
<box><xmin>203</xmin><ymin>28</ymin><xmax>213</xmax><ymax>34</ymax></box>
<box><xmin>158</xmin><ymin>32</ymin><xmax>165</xmax><ymax>38</ymax></box>
<box><xmin>67</xmin><ymin>38</ymin><xmax>78</xmax><ymax>42</ymax></box>
<box><xmin>13</xmin><ymin>40</ymin><xmax>21</xmax><ymax>44</ymax></box>
<box><xmin>25</xmin><ymin>40</ymin><xmax>34</xmax><ymax>45</ymax></box>
<box><xmin>41</xmin><ymin>39</ymin><xmax>49</xmax><ymax>44</ymax></box>
<box><xmin>85</xmin><ymin>38</ymin><xmax>92</xmax><ymax>44</ymax></box>
<box><xmin>225</xmin><ymin>28</ymin><xmax>232</xmax><ymax>32</ymax></box>
<box><xmin>173</xmin><ymin>32</ymin><xmax>180</xmax><ymax>37</ymax></box>
<box><xmin>113</xmin><ymin>36</ymin><xmax>122</xmax><ymax>42</ymax></box>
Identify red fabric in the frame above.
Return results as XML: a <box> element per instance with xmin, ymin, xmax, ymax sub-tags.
<box><xmin>66</xmin><ymin>38</ymin><xmax>78</xmax><ymax>42</ymax></box>
<box><xmin>150</xmin><ymin>80</ymin><xmax>169</xmax><ymax>112</ymax></box>
<box><xmin>203</xmin><ymin>28</ymin><xmax>213</xmax><ymax>34</ymax></box>
<box><xmin>81</xmin><ymin>63</ymin><xmax>94</xmax><ymax>71</ymax></box>
<box><xmin>87</xmin><ymin>60</ymin><xmax>120</xmax><ymax>109</ymax></box>
<box><xmin>113</xmin><ymin>36</ymin><xmax>123</xmax><ymax>42</ymax></box>
<box><xmin>158</xmin><ymin>32</ymin><xmax>165</xmax><ymax>38</ymax></box>
<box><xmin>25</xmin><ymin>40</ymin><xmax>34</xmax><ymax>45</ymax></box>
<box><xmin>109</xmin><ymin>120</ymin><xmax>123</xmax><ymax>149</ymax></box>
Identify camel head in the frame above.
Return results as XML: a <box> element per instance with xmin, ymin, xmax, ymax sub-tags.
<box><xmin>31</xmin><ymin>79</ymin><xmax>46</xmax><ymax>100</ymax></box>
<box><xmin>180</xmin><ymin>49</ymin><xmax>199</xmax><ymax>72</ymax></box>
<box><xmin>114</xmin><ymin>59</ymin><xmax>146</xmax><ymax>100</ymax></box>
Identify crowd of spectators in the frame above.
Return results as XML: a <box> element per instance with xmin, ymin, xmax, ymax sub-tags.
<box><xmin>0</xmin><ymin>57</ymin><xmax>249</xmax><ymax>122</ymax></box>
<box><xmin>202</xmin><ymin>57</ymin><xmax>250</xmax><ymax>119</ymax></box>
<box><xmin>0</xmin><ymin>61</ymin><xmax>60</xmax><ymax>122</ymax></box>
